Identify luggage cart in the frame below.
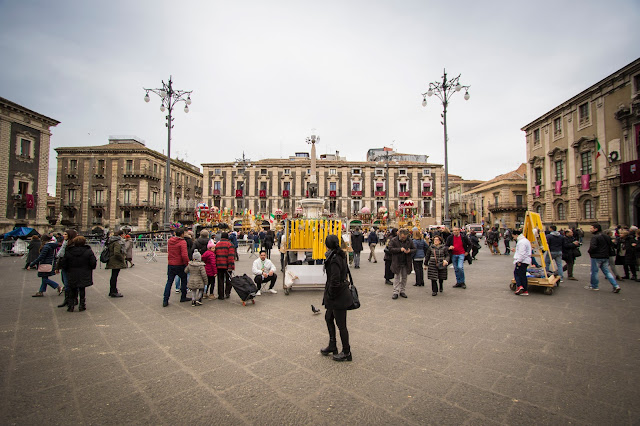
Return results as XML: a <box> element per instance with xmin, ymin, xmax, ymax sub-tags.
<box><xmin>510</xmin><ymin>211</ymin><xmax>560</xmax><ymax>295</ymax></box>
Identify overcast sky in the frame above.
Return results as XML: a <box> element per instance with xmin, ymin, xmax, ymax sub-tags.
<box><xmin>1</xmin><ymin>0</ymin><xmax>639</xmax><ymax>194</ymax></box>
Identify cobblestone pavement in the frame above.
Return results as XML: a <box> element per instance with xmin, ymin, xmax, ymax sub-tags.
<box><xmin>0</xmin><ymin>242</ymin><xmax>639</xmax><ymax>425</ymax></box>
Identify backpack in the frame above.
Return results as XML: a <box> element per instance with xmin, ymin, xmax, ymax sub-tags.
<box><xmin>100</xmin><ymin>245</ymin><xmax>111</xmax><ymax>263</ymax></box>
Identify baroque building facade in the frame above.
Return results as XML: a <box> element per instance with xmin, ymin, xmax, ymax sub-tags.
<box><xmin>0</xmin><ymin>97</ymin><xmax>59</xmax><ymax>234</ymax></box>
<box><xmin>55</xmin><ymin>137</ymin><xmax>203</xmax><ymax>233</ymax></box>
<box><xmin>201</xmin><ymin>151</ymin><xmax>444</xmax><ymax>224</ymax></box>
<box><xmin>522</xmin><ymin>58</ymin><xmax>640</xmax><ymax>229</ymax></box>
<box><xmin>463</xmin><ymin>164</ymin><xmax>528</xmax><ymax>229</ymax></box>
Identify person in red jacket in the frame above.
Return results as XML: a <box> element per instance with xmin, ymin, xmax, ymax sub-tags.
<box><xmin>214</xmin><ymin>232</ymin><xmax>236</xmax><ymax>299</ymax></box>
<box><xmin>201</xmin><ymin>241</ymin><xmax>218</xmax><ymax>299</ymax></box>
<box><xmin>163</xmin><ymin>228</ymin><xmax>190</xmax><ymax>307</ymax></box>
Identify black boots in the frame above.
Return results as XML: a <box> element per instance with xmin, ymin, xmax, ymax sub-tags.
<box><xmin>58</xmin><ymin>291</ymin><xmax>69</xmax><ymax>308</ymax></box>
<box><xmin>439</xmin><ymin>282</ymin><xmax>443</xmax><ymax>292</ymax></box>
<box><xmin>320</xmin><ymin>340</ymin><xmax>338</xmax><ymax>356</ymax></box>
<box><xmin>67</xmin><ymin>296</ymin><xmax>76</xmax><ymax>312</ymax></box>
<box><xmin>332</xmin><ymin>352</ymin><xmax>352</xmax><ymax>362</ymax></box>
<box><xmin>78</xmin><ymin>298</ymin><xmax>86</xmax><ymax>312</ymax></box>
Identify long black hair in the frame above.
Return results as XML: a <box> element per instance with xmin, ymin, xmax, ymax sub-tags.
<box><xmin>324</xmin><ymin>234</ymin><xmax>345</xmax><ymax>272</ymax></box>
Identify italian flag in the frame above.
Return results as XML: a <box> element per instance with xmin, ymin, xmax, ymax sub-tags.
<box><xmin>595</xmin><ymin>138</ymin><xmax>606</xmax><ymax>160</ymax></box>
<box><xmin>269</xmin><ymin>213</ymin><xmax>275</xmax><ymax>224</ymax></box>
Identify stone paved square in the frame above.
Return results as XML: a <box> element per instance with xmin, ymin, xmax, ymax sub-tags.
<box><xmin>1</xmin><ymin>243</ymin><xmax>639</xmax><ymax>425</ymax></box>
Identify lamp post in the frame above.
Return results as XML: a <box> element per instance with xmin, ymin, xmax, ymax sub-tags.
<box><xmin>422</xmin><ymin>69</ymin><xmax>470</xmax><ymax>228</ymax></box>
<box><xmin>372</xmin><ymin>148</ymin><xmax>395</xmax><ymax>216</ymax></box>
<box><xmin>143</xmin><ymin>76</ymin><xmax>192</xmax><ymax>228</ymax></box>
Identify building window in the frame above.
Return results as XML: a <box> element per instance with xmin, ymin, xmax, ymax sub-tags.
<box><xmin>126</xmin><ymin>160</ymin><xmax>133</xmax><ymax>173</ymax></box>
<box><xmin>578</xmin><ymin>102</ymin><xmax>590</xmax><ymax>126</ymax></box>
<box><xmin>330</xmin><ymin>182</ymin><xmax>337</xmax><ymax>191</ymax></box>
<box><xmin>95</xmin><ymin>190</ymin><xmax>104</xmax><ymax>203</ymax></box>
<box><xmin>422</xmin><ymin>182</ymin><xmax>431</xmax><ymax>191</ymax></box>
<box><xmin>581</xmin><ymin>152</ymin><xmax>592</xmax><ymax>175</ymax></box>
<box><xmin>423</xmin><ymin>169</ymin><xmax>431</xmax><ymax>175</ymax></box>
<box><xmin>236</xmin><ymin>181</ymin><xmax>244</xmax><ymax>191</ymax></box>
<box><xmin>634</xmin><ymin>73</ymin><xmax>640</xmax><ymax>93</ymax></box>
<box><xmin>352</xmin><ymin>168</ymin><xmax>361</xmax><ymax>175</ymax></box>
<box><xmin>214</xmin><ymin>181</ymin><xmax>221</xmax><ymax>191</ymax></box>
<box><xmin>283</xmin><ymin>199</ymin><xmax>290</xmax><ymax>209</ymax></box>
<box><xmin>375</xmin><ymin>169</ymin><xmax>384</xmax><ymax>176</ymax></box>
<box><xmin>535</xmin><ymin>168</ymin><xmax>542</xmax><ymax>185</ymax></box>
<box><xmin>307</xmin><ymin>169</ymin><xmax>311</xmax><ymax>175</ymax></box>
<box><xmin>329</xmin><ymin>200</ymin><xmax>337</xmax><ymax>213</ymax></box>
<box><xmin>536</xmin><ymin>205</ymin><xmax>543</xmax><ymax>216</ymax></box>
<box><xmin>152</xmin><ymin>192</ymin><xmax>157</xmax><ymax>204</ymax></box>
<box><xmin>123</xmin><ymin>210</ymin><xmax>131</xmax><ymax>223</ymax></box>
<box><xmin>584</xmin><ymin>200</ymin><xmax>594</xmax><ymax>219</ymax></box>
<box><xmin>352</xmin><ymin>182</ymin><xmax>361</xmax><ymax>191</ymax></box>
<box><xmin>376</xmin><ymin>182</ymin><xmax>384</xmax><ymax>191</ymax></box>
<box><xmin>516</xmin><ymin>194</ymin><xmax>524</xmax><ymax>206</ymax></box>
<box><xmin>68</xmin><ymin>189</ymin><xmax>76</xmax><ymax>203</ymax></box>
<box><xmin>399</xmin><ymin>169</ymin><xmax>407</xmax><ymax>176</ymax></box>
<box><xmin>214</xmin><ymin>168</ymin><xmax>221</xmax><ymax>175</ymax></box>
<box><xmin>260</xmin><ymin>169</ymin><xmax>267</xmax><ymax>175</ymax></box>
<box><xmin>329</xmin><ymin>168</ymin><xmax>337</xmax><ymax>175</ymax></box>
<box><xmin>260</xmin><ymin>200</ymin><xmax>266</xmax><ymax>210</ymax></box>
<box><xmin>20</xmin><ymin>139</ymin><xmax>31</xmax><ymax>157</ymax></box>
<box><xmin>283</xmin><ymin>181</ymin><xmax>291</xmax><ymax>191</ymax></box>
<box><xmin>557</xmin><ymin>203</ymin><xmax>566</xmax><ymax>220</ymax></box>
<box><xmin>553</xmin><ymin>117</ymin><xmax>562</xmax><ymax>137</ymax></box>
<box><xmin>284</xmin><ymin>168</ymin><xmax>290</xmax><ymax>175</ymax></box>
<box><xmin>260</xmin><ymin>181</ymin><xmax>267</xmax><ymax>191</ymax></box>
<box><xmin>533</xmin><ymin>129</ymin><xmax>540</xmax><ymax>145</ymax></box>
<box><xmin>70</xmin><ymin>159</ymin><xmax>78</xmax><ymax>170</ymax></box>
<box><xmin>236</xmin><ymin>199</ymin><xmax>244</xmax><ymax>211</ymax></box>
<box><xmin>555</xmin><ymin>160</ymin><xmax>564</xmax><ymax>181</ymax></box>
<box><xmin>399</xmin><ymin>183</ymin><xmax>407</xmax><ymax>193</ymax></box>
<box><xmin>423</xmin><ymin>200</ymin><xmax>432</xmax><ymax>217</ymax></box>
<box><xmin>352</xmin><ymin>200</ymin><xmax>360</xmax><ymax>213</ymax></box>
<box><xmin>153</xmin><ymin>163</ymin><xmax>158</xmax><ymax>174</ymax></box>
<box><xmin>123</xmin><ymin>190</ymin><xmax>132</xmax><ymax>204</ymax></box>
<box><xmin>18</xmin><ymin>181</ymin><xmax>28</xmax><ymax>196</ymax></box>
<box><xmin>98</xmin><ymin>159</ymin><xmax>105</xmax><ymax>174</ymax></box>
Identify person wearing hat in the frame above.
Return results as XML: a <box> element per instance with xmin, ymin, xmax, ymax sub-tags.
<box><xmin>185</xmin><ymin>251</ymin><xmax>207</xmax><ymax>306</ymax></box>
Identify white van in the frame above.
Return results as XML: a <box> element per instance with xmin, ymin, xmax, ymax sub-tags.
<box><xmin>465</xmin><ymin>224</ymin><xmax>483</xmax><ymax>238</ymax></box>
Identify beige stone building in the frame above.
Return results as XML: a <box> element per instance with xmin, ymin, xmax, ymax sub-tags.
<box><xmin>522</xmin><ymin>58</ymin><xmax>640</xmax><ymax>229</ymax></box>
<box><xmin>449</xmin><ymin>179</ymin><xmax>484</xmax><ymax>228</ymax></box>
<box><xmin>0</xmin><ymin>97</ymin><xmax>60</xmax><ymax>234</ymax></box>
<box><xmin>202</xmin><ymin>151</ymin><xmax>444</xmax><ymax>223</ymax></box>
<box><xmin>55</xmin><ymin>137</ymin><xmax>203</xmax><ymax>232</ymax></box>
<box><xmin>463</xmin><ymin>164</ymin><xmax>528</xmax><ymax>229</ymax></box>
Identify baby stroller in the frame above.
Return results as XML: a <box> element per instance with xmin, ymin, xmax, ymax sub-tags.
<box><xmin>230</xmin><ymin>274</ymin><xmax>258</xmax><ymax>306</ymax></box>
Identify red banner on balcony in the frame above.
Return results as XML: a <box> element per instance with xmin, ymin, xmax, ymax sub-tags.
<box><xmin>620</xmin><ymin>159</ymin><xmax>640</xmax><ymax>184</ymax></box>
<box><xmin>213</xmin><ymin>189</ymin><xmax>220</xmax><ymax>196</ymax></box>
<box><xmin>235</xmin><ymin>190</ymin><xmax>243</xmax><ymax>198</ymax></box>
<box><xmin>581</xmin><ymin>174</ymin><xmax>590</xmax><ymax>190</ymax></box>
<box><xmin>259</xmin><ymin>190</ymin><xmax>267</xmax><ymax>198</ymax></box>
<box><xmin>421</xmin><ymin>191</ymin><xmax>433</xmax><ymax>197</ymax></box>
<box><xmin>554</xmin><ymin>180</ymin><xmax>562</xmax><ymax>195</ymax></box>
<box><xmin>282</xmin><ymin>190</ymin><xmax>289</xmax><ymax>198</ymax></box>
<box><xmin>374</xmin><ymin>191</ymin><xmax>385</xmax><ymax>197</ymax></box>
<box><xmin>399</xmin><ymin>191</ymin><xmax>410</xmax><ymax>197</ymax></box>
<box><xmin>534</xmin><ymin>185</ymin><xmax>540</xmax><ymax>197</ymax></box>
<box><xmin>329</xmin><ymin>190</ymin><xmax>337</xmax><ymax>197</ymax></box>
<box><xmin>25</xmin><ymin>194</ymin><xmax>35</xmax><ymax>209</ymax></box>
<box><xmin>351</xmin><ymin>191</ymin><xmax>362</xmax><ymax>197</ymax></box>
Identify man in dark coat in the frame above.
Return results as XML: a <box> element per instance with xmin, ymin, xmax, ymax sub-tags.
<box><xmin>388</xmin><ymin>229</ymin><xmax>416</xmax><ymax>299</ymax></box>
<box><xmin>367</xmin><ymin>228</ymin><xmax>379</xmax><ymax>263</ymax></box>
<box><xmin>587</xmin><ymin>223</ymin><xmax>620</xmax><ymax>292</ymax></box>
<box><xmin>59</xmin><ymin>236</ymin><xmax>96</xmax><ymax>312</ymax></box>
<box><xmin>105</xmin><ymin>230</ymin><xmax>126</xmax><ymax>297</ymax></box>
<box><xmin>193</xmin><ymin>229</ymin><xmax>210</xmax><ymax>256</ymax></box>
<box><xmin>350</xmin><ymin>227</ymin><xmax>365</xmax><ymax>269</ymax></box>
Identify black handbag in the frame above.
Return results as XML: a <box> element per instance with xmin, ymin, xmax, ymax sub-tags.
<box><xmin>345</xmin><ymin>266</ymin><xmax>360</xmax><ymax>310</ymax></box>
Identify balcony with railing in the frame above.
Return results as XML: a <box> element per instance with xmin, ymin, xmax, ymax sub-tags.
<box><xmin>398</xmin><ymin>191</ymin><xmax>410</xmax><ymax>198</ymax></box>
<box><xmin>122</xmin><ymin>168</ymin><xmax>161</xmax><ymax>181</ymax></box>
<box><xmin>172</xmin><ymin>199</ymin><xmax>198</xmax><ymax>212</ymax></box>
<box><xmin>374</xmin><ymin>190</ymin><xmax>386</xmax><ymax>197</ymax></box>
<box><xmin>487</xmin><ymin>202</ymin><xmax>526</xmax><ymax>212</ymax></box>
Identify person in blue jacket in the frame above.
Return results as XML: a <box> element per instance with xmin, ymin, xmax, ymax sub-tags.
<box><xmin>28</xmin><ymin>234</ymin><xmax>63</xmax><ymax>297</ymax></box>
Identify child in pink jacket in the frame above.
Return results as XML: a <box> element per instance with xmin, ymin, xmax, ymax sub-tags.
<box><xmin>201</xmin><ymin>241</ymin><xmax>218</xmax><ymax>298</ymax></box>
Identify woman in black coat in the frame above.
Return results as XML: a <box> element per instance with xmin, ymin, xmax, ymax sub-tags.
<box><xmin>263</xmin><ymin>231</ymin><xmax>275</xmax><ymax>258</ymax></box>
<box><xmin>424</xmin><ymin>235</ymin><xmax>450</xmax><ymax>296</ymax></box>
<box><xmin>25</xmin><ymin>235</ymin><xmax>41</xmax><ymax>269</ymax></box>
<box><xmin>28</xmin><ymin>235</ymin><xmax>62</xmax><ymax>297</ymax></box>
<box><xmin>321</xmin><ymin>234</ymin><xmax>353</xmax><ymax>362</ymax></box>
<box><xmin>58</xmin><ymin>236</ymin><xmax>96</xmax><ymax>312</ymax></box>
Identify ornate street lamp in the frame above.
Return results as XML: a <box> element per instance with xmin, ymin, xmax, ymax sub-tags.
<box><xmin>143</xmin><ymin>76</ymin><xmax>192</xmax><ymax>228</ymax></box>
<box><xmin>422</xmin><ymin>69</ymin><xmax>470</xmax><ymax>228</ymax></box>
